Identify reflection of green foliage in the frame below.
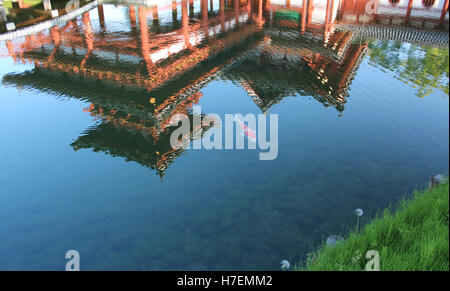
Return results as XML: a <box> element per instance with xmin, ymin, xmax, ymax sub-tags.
<box><xmin>367</xmin><ymin>40</ymin><xmax>449</xmax><ymax>98</ymax></box>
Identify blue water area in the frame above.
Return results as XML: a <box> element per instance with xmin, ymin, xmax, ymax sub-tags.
<box><xmin>0</xmin><ymin>0</ymin><xmax>448</xmax><ymax>270</ymax></box>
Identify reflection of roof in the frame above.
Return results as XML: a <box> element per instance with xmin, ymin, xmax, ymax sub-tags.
<box><xmin>223</xmin><ymin>37</ymin><xmax>368</xmax><ymax>113</ymax></box>
<box><xmin>71</xmin><ymin>122</ymin><xmax>183</xmax><ymax>178</ymax></box>
<box><xmin>71</xmin><ymin>110</ymin><xmax>214</xmax><ymax>178</ymax></box>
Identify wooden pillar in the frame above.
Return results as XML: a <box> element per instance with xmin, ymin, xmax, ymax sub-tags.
<box><xmin>235</xmin><ymin>0</ymin><xmax>240</xmax><ymax>23</ymax></box>
<box><xmin>329</xmin><ymin>0</ymin><xmax>335</xmax><ymax>28</ymax></box>
<box><xmin>324</xmin><ymin>0</ymin><xmax>330</xmax><ymax>43</ymax></box>
<box><xmin>138</xmin><ymin>7</ymin><xmax>154</xmax><ymax>71</ymax></box>
<box><xmin>201</xmin><ymin>0</ymin><xmax>209</xmax><ymax>36</ymax></box>
<box><xmin>50</xmin><ymin>26</ymin><xmax>61</xmax><ymax>47</ymax></box>
<box><xmin>189</xmin><ymin>0</ymin><xmax>194</xmax><ymax>18</ymax></box>
<box><xmin>172</xmin><ymin>0</ymin><xmax>178</xmax><ymax>22</ymax></box>
<box><xmin>129</xmin><ymin>6</ymin><xmax>136</xmax><ymax>26</ymax></box>
<box><xmin>307</xmin><ymin>0</ymin><xmax>314</xmax><ymax>25</ymax></box>
<box><xmin>405</xmin><ymin>0</ymin><xmax>413</xmax><ymax>25</ymax></box>
<box><xmin>182</xmin><ymin>0</ymin><xmax>192</xmax><ymax>48</ymax></box>
<box><xmin>6</xmin><ymin>40</ymin><xmax>14</xmax><ymax>59</ymax></box>
<box><xmin>258</xmin><ymin>0</ymin><xmax>263</xmax><ymax>21</ymax></box>
<box><xmin>82</xmin><ymin>12</ymin><xmax>94</xmax><ymax>51</ymax></box>
<box><xmin>0</xmin><ymin>5</ymin><xmax>7</xmax><ymax>23</ymax></box>
<box><xmin>220</xmin><ymin>0</ymin><xmax>226</xmax><ymax>31</ymax></box>
<box><xmin>81</xmin><ymin>12</ymin><xmax>94</xmax><ymax>67</ymax></box>
<box><xmin>152</xmin><ymin>4</ymin><xmax>159</xmax><ymax>27</ymax></box>
<box><xmin>440</xmin><ymin>0</ymin><xmax>449</xmax><ymax>27</ymax></box>
<box><xmin>98</xmin><ymin>4</ymin><xmax>106</xmax><ymax>31</ymax></box>
<box><xmin>301</xmin><ymin>0</ymin><xmax>307</xmax><ymax>33</ymax></box>
<box><xmin>43</xmin><ymin>0</ymin><xmax>52</xmax><ymax>10</ymax></box>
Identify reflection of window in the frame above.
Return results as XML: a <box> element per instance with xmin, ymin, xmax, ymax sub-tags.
<box><xmin>389</xmin><ymin>0</ymin><xmax>400</xmax><ymax>6</ymax></box>
<box><xmin>422</xmin><ymin>0</ymin><xmax>436</xmax><ymax>8</ymax></box>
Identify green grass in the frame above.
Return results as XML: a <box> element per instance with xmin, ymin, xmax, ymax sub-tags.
<box><xmin>297</xmin><ymin>181</ymin><xmax>449</xmax><ymax>271</ymax></box>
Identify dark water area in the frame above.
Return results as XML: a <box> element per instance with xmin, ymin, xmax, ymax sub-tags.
<box><xmin>0</xmin><ymin>0</ymin><xmax>448</xmax><ymax>270</ymax></box>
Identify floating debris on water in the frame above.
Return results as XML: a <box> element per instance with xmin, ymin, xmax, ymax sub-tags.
<box><xmin>326</xmin><ymin>235</ymin><xmax>344</xmax><ymax>247</ymax></box>
<box><xmin>280</xmin><ymin>260</ymin><xmax>290</xmax><ymax>271</ymax></box>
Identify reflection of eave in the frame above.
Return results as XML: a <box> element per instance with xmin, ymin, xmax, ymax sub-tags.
<box><xmin>223</xmin><ymin>39</ymin><xmax>368</xmax><ymax>114</ymax></box>
<box><xmin>71</xmin><ymin>110</ymin><xmax>214</xmax><ymax>177</ymax></box>
<box><xmin>335</xmin><ymin>23</ymin><xmax>449</xmax><ymax>48</ymax></box>
<box><xmin>263</xmin><ymin>28</ymin><xmax>355</xmax><ymax>63</ymax></box>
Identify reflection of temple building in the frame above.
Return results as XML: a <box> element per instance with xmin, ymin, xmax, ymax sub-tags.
<box><xmin>2</xmin><ymin>0</ymin><xmax>448</xmax><ymax>175</ymax></box>
<box><xmin>2</xmin><ymin>0</ymin><xmax>263</xmax><ymax>177</ymax></box>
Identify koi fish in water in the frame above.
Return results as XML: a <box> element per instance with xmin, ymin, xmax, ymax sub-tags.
<box><xmin>234</xmin><ymin>117</ymin><xmax>257</xmax><ymax>142</ymax></box>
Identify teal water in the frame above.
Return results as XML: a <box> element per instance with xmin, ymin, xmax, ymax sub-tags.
<box><xmin>0</xmin><ymin>0</ymin><xmax>448</xmax><ymax>270</ymax></box>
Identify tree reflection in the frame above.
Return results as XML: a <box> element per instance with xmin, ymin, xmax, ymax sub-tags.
<box><xmin>368</xmin><ymin>40</ymin><xmax>449</xmax><ymax>98</ymax></box>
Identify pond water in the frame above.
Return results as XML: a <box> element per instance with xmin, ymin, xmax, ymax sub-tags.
<box><xmin>0</xmin><ymin>0</ymin><xmax>448</xmax><ymax>270</ymax></box>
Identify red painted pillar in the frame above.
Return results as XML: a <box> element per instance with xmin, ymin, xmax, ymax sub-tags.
<box><xmin>440</xmin><ymin>0</ymin><xmax>449</xmax><ymax>27</ymax></box>
<box><xmin>405</xmin><ymin>0</ymin><xmax>414</xmax><ymax>25</ymax></box>
<box><xmin>98</xmin><ymin>5</ymin><xmax>106</xmax><ymax>31</ymax></box>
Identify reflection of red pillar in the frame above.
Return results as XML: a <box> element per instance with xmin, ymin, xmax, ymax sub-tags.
<box><xmin>301</xmin><ymin>0</ymin><xmax>307</xmax><ymax>33</ymax></box>
<box><xmin>307</xmin><ymin>0</ymin><xmax>314</xmax><ymax>25</ymax></box>
<box><xmin>440</xmin><ymin>0</ymin><xmax>449</xmax><ymax>27</ymax></box>
<box><xmin>50</xmin><ymin>26</ymin><xmax>61</xmax><ymax>47</ymax></box>
<box><xmin>48</xmin><ymin>27</ymin><xmax>61</xmax><ymax>62</ymax></box>
<box><xmin>182</xmin><ymin>0</ymin><xmax>192</xmax><ymax>48</ymax></box>
<box><xmin>329</xmin><ymin>0</ymin><xmax>335</xmax><ymax>29</ymax></box>
<box><xmin>201</xmin><ymin>0</ymin><xmax>209</xmax><ymax>36</ymax></box>
<box><xmin>98</xmin><ymin>5</ymin><xmax>106</xmax><ymax>31</ymax></box>
<box><xmin>258</xmin><ymin>0</ymin><xmax>263</xmax><ymax>21</ymax></box>
<box><xmin>324</xmin><ymin>0</ymin><xmax>331</xmax><ymax>43</ymax></box>
<box><xmin>405</xmin><ymin>0</ymin><xmax>413</xmax><ymax>25</ymax></box>
<box><xmin>189</xmin><ymin>0</ymin><xmax>194</xmax><ymax>17</ymax></box>
<box><xmin>6</xmin><ymin>41</ymin><xmax>15</xmax><ymax>61</ymax></box>
<box><xmin>18</xmin><ymin>0</ymin><xmax>30</xmax><ymax>8</ymax></box>
<box><xmin>138</xmin><ymin>7</ymin><xmax>154</xmax><ymax>71</ymax></box>
<box><xmin>81</xmin><ymin>12</ymin><xmax>94</xmax><ymax>67</ymax></box>
<box><xmin>338</xmin><ymin>0</ymin><xmax>345</xmax><ymax>20</ymax></box>
<box><xmin>220</xmin><ymin>0</ymin><xmax>225</xmax><ymax>31</ymax></box>
<box><xmin>129</xmin><ymin>6</ymin><xmax>136</xmax><ymax>26</ymax></box>
<box><xmin>82</xmin><ymin>12</ymin><xmax>94</xmax><ymax>51</ymax></box>
<box><xmin>152</xmin><ymin>5</ymin><xmax>159</xmax><ymax>20</ymax></box>
<box><xmin>172</xmin><ymin>1</ymin><xmax>177</xmax><ymax>22</ymax></box>
<box><xmin>235</xmin><ymin>0</ymin><xmax>239</xmax><ymax>22</ymax></box>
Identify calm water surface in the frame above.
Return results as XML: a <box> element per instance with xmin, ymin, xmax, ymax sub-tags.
<box><xmin>0</xmin><ymin>0</ymin><xmax>449</xmax><ymax>270</ymax></box>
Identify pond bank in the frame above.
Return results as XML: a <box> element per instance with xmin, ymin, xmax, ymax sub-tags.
<box><xmin>298</xmin><ymin>180</ymin><xmax>449</xmax><ymax>271</ymax></box>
